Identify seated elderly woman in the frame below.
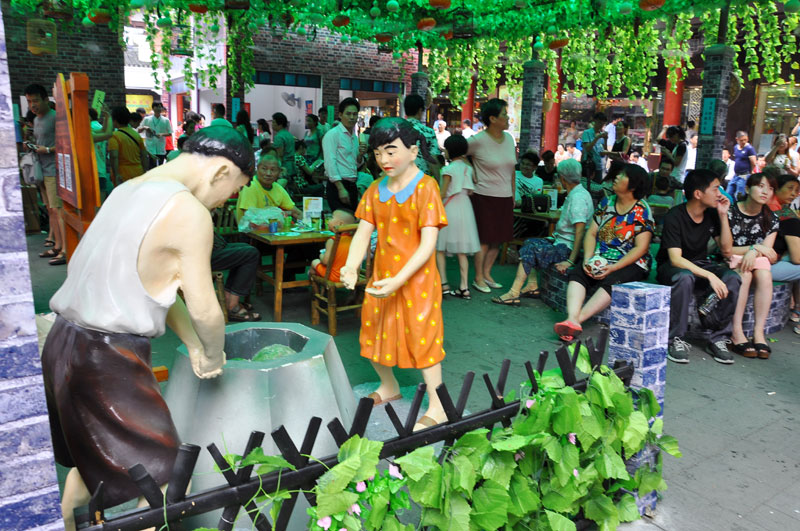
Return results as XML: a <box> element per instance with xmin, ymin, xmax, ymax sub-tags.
<box><xmin>492</xmin><ymin>159</ymin><xmax>593</xmax><ymax>305</ymax></box>
<box><xmin>554</xmin><ymin>164</ymin><xmax>655</xmax><ymax>341</ymax></box>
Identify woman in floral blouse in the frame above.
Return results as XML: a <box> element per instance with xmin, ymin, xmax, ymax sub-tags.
<box><xmin>727</xmin><ymin>174</ymin><xmax>779</xmax><ymax>358</ymax></box>
<box><xmin>554</xmin><ymin>164</ymin><xmax>654</xmax><ymax>341</ymax></box>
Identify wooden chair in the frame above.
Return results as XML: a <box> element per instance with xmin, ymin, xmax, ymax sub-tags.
<box><xmin>212</xmin><ymin>198</ymin><xmax>240</xmax><ymax>240</ymax></box>
<box><xmin>309</xmin><ymin>224</ymin><xmax>373</xmax><ymax>336</ymax></box>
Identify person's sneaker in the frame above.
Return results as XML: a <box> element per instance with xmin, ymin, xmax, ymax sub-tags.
<box><xmin>705</xmin><ymin>340</ymin><xmax>735</xmax><ymax>364</ymax></box>
<box><xmin>667</xmin><ymin>337</ymin><xmax>691</xmax><ymax>364</ymax></box>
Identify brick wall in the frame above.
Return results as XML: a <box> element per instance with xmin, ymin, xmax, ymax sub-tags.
<box><xmin>0</xmin><ymin>4</ymin><xmax>63</xmax><ymax>528</ymax></box>
<box><xmin>244</xmin><ymin>27</ymin><xmax>416</xmax><ymax>111</ymax></box>
<box><xmin>519</xmin><ymin>60</ymin><xmax>545</xmax><ymax>156</ymax></box>
<box><xmin>2</xmin><ymin>0</ymin><xmax>125</xmax><ymax>108</ymax></box>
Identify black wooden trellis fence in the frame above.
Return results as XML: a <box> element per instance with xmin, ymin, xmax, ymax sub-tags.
<box><xmin>78</xmin><ymin>329</ymin><xmax>633</xmax><ymax>531</ymax></box>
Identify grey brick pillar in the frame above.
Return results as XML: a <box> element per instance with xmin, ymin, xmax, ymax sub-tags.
<box><xmin>0</xmin><ymin>3</ymin><xmax>63</xmax><ymax>528</ymax></box>
<box><xmin>696</xmin><ymin>44</ymin><xmax>735</xmax><ymax>171</ymax></box>
<box><xmin>410</xmin><ymin>71</ymin><xmax>429</xmax><ymax>100</ymax></box>
<box><xmin>519</xmin><ymin>59</ymin><xmax>545</xmax><ymax>156</ymax></box>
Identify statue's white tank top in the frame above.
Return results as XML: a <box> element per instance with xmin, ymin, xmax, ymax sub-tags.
<box><xmin>50</xmin><ymin>179</ymin><xmax>189</xmax><ymax>337</ymax></box>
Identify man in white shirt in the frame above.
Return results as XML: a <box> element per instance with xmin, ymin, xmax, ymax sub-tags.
<box><xmin>461</xmin><ymin>119</ymin><xmax>475</xmax><ymax>139</ymax></box>
<box><xmin>140</xmin><ymin>103</ymin><xmax>172</xmax><ymax>165</ymax></box>
<box><xmin>685</xmin><ymin>135</ymin><xmax>698</xmax><ymax>172</ymax></box>
<box><xmin>604</xmin><ymin>118</ymin><xmax>620</xmax><ymax>150</ymax></box>
<box><xmin>566</xmin><ymin>143</ymin><xmax>581</xmax><ymax>161</ymax></box>
<box><xmin>436</xmin><ymin>122</ymin><xmax>451</xmax><ymax>151</ymax></box>
<box><xmin>322</xmin><ymin>97</ymin><xmax>366</xmax><ymax>211</ymax></box>
<box><xmin>631</xmin><ymin>151</ymin><xmax>650</xmax><ymax>172</ymax></box>
<box><xmin>721</xmin><ymin>147</ymin><xmax>735</xmax><ymax>183</ymax></box>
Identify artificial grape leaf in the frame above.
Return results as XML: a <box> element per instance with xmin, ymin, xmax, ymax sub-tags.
<box><xmin>382</xmin><ymin>518</ymin><xmax>414</xmax><ymax>531</ymax></box>
<box><xmin>539</xmin><ymin>369</ymin><xmax>566</xmax><ymax>389</ymax></box>
<box><xmin>542</xmin><ymin>434</ymin><xmax>562</xmax><ymax>462</ymax></box>
<box><xmin>453</xmin><ymin>429</ymin><xmax>492</xmax><ymax>469</ymax></box>
<box><xmin>314</xmin><ymin>490</ymin><xmax>359</xmax><ymax>518</ymax></box>
<box><xmin>365</xmin><ymin>490</ymin><xmax>389</xmax><ymax>531</ymax></box>
<box><xmin>445</xmin><ymin>494</ymin><xmax>473</xmax><ymax>531</ymax></box>
<box><xmin>451</xmin><ymin>454</ymin><xmax>477</xmax><ymax>495</ymax></box>
<box><xmin>338</xmin><ymin>435</ymin><xmax>383</xmax><ymax>482</ymax></box>
<box><xmin>650</xmin><ymin>417</ymin><xmax>663</xmax><ymax>436</ymax></box>
<box><xmin>552</xmin><ymin>387</ymin><xmax>581</xmax><ymax>435</ymax></box>
<box><xmin>577</xmin><ymin>408</ymin><xmax>604</xmax><ymax>448</ymax></box>
<box><xmin>637</xmin><ymin>468</ymin><xmax>667</xmax><ymax>496</ymax></box>
<box><xmin>317</xmin><ymin>456</ymin><xmax>360</xmax><ymax>496</ymax></box>
<box><xmin>508</xmin><ymin>472</ymin><xmax>540</xmax><ymax>517</ymax></box>
<box><xmin>616</xmin><ymin>493</ymin><xmax>641</xmax><ymax>522</ymax></box>
<box><xmin>583</xmin><ymin>492</ymin><xmax>618</xmax><ymax>524</ymax></box>
<box><xmin>491</xmin><ymin>434</ymin><xmax>532</xmax><ymax>452</ymax></box>
<box><xmin>240</xmin><ymin>447</ymin><xmax>296</xmax><ymax>471</ymax></box>
<box><xmin>545</xmin><ymin>509</ymin><xmax>577</xmax><ymax>531</ymax></box>
<box><xmin>588</xmin><ymin>373</ymin><xmax>615</xmax><ymax>409</ymax></box>
<box><xmin>595</xmin><ymin>445</ymin><xmax>630</xmax><ymax>480</ymax></box>
<box><xmin>471</xmin><ymin>479</ymin><xmax>510</xmax><ymax>530</ymax></box>
<box><xmin>407</xmin><ymin>463</ymin><xmax>443</xmax><ymax>510</ymax></box>
<box><xmin>574</xmin><ymin>344</ymin><xmax>593</xmax><ymax>375</ymax></box>
<box><xmin>542</xmin><ymin>488</ymin><xmax>576</xmax><ymax>513</ymax></box>
<box><xmin>657</xmin><ymin>435</ymin><xmax>683</xmax><ymax>458</ymax></box>
<box><xmin>395</xmin><ymin>445</ymin><xmax>437</xmax><ymax>481</ymax></box>
<box><xmin>622</xmin><ymin>411</ymin><xmax>649</xmax><ymax>456</ymax></box>
<box><xmin>611</xmin><ymin>389</ymin><xmax>634</xmax><ymax>417</ymax></box>
<box><xmin>636</xmin><ymin>387</ymin><xmax>661</xmax><ymax>419</ymax></box>
<box><xmin>480</xmin><ymin>451</ymin><xmax>517</xmax><ymax>489</ymax></box>
<box><xmin>553</xmin><ymin>442</ymin><xmax>580</xmax><ymax>487</ymax></box>
<box><xmin>341</xmin><ymin>513</ymin><xmax>363</xmax><ymax>530</ymax></box>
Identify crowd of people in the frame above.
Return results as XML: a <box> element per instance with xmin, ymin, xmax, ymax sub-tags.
<box><xmin>21</xmin><ymin>86</ymin><xmax>800</xmax><ymax>365</ymax></box>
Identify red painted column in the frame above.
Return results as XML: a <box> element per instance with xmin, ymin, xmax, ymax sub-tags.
<box><xmin>461</xmin><ymin>76</ymin><xmax>476</xmax><ymax>122</ymax></box>
<box><xmin>543</xmin><ymin>50</ymin><xmax>563</xmax><ymax>152</ymax></box>
<box><xmin>663</xmin><ymin>65</ymin><xmax>684</xmax><ymax>126</ymax></box>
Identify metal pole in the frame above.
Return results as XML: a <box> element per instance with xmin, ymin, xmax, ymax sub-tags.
<box><xmin>718</xmin><ymin>0</ymin><xmax>731</xmax><ymax>45</ymax></box>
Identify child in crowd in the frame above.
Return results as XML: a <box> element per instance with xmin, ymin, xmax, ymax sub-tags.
<box><xmin>647</xmin><ymin>176</ymin><xmax>675</xmax><ymax>208</ymax></box>
<box><xmin>341</xmin><ymin>117</ymin><xmax>448</xmax><ymax>432</ymax></box>
<box><xmin>310</xmin><ymin>209</ymin><xmax>357</xmax><ymax>282</ymax></box>
<box><xmin>727</xmin><ymin>174</ymin><xmax>779</xmax><ymax>359</ymax></box>
<box><xmin>436</xmin><ymin>135</ymin><xmax>480</xmax><ymax>299</ymax></box>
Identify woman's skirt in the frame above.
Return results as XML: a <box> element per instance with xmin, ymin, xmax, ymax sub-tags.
<box><xmin>470</xmin><ymin>193</ymin><xmax>514</xmax><ymax>245</ymax></box>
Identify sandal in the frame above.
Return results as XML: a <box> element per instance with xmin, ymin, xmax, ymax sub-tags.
<box><xmin>228</xmin><ymin>305</ymin><xmax>261</xmax><ymax>322</ymax></box>
<box><xmin>413</xmin><ymin>415</ymin><xmax>440</xmax><ymax>431</ymax></box>
<box><xmin>43</xmin><ymin>239</ymin><xmax>55</xmax><ymax>247</ymax></box>
<box><xmin>730</xmin><ymin>341</ymin><xmax>757</xmax><ymax>358</ymax></box>
<box><xmin>441</xmin><ymin>283</ymin><xmax>452</xmax><ymax>296</ymax></box>
<box><xmin>485</xmin><ymin>280</ymin><xmax>503</xmax><ymax>289</ymax></box>
<box><xmin>554</xmin><ymin>320</ymin><xmax>582</xmax><ymax>341</ymax></box>
<box><xmin>790</xmin><ymin>308</ymin><xmax>800</xmax><ymax>323</ymax></box>
<box><xmin>491</xmin><ymin>295</ymin><xmax>520</xmax><ymax>306</ymax></box>
<box><xmin>48</xmin><ymin>254</ymin><xmax>66</xmax><ymax>266</ymax></box>
<box><xmin>367</xmin><ymin>391</ymin><xmax>402</xmax><ymax>407</ymax></box>
<box><xmin>39</xmin><ymin>248</ymin><xmax>60</xmax><ymax>258</ymax></box>
<box><xmin>471</xmin><ymin>281</ymin><xmax>491</xmax><ymax>293</ymax></box>
<box><xmin>520</xmin><ymin>288</ymin><xmax>541</xmax><ymax>299</ymax></box>
<box><xmin>753</xmin><ymin>343</ymin><xmax>771</xmax><ymax>359</ymax></box>
<box><xmin>451</xmin><ymin>288</ymin><xmax>471</xmax><ymax>300</ymax></box>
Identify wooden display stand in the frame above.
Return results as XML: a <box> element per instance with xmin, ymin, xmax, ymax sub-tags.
<box><xmin>53</xmin><ymin>72</ymin><xmax>101</xmax><ymax>258</ymax></box>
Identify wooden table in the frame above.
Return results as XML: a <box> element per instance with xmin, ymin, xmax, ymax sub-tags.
<box><xmin>247</xmin><ymin>229</ymin><xmax>330</xmax><ymax>322</ymax></box>
<box><xmin>513</xmin><ymin>209</ymin><xmax>561</xmax><ymax>235</ymax></box>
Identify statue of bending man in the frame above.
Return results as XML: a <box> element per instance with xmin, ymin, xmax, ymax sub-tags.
<box><xmin>41</xmin><ymin>125</ymin><xmax>254</xmax><ymax>529</ymax></box>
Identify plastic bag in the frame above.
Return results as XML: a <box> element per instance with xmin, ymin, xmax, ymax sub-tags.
<box><xmin>238</xmin><ymin>206</ymin><xmax>285</xmax><ymax>232</ymax></box>
<box><xmin>20</xmin><ymin>152</ymin><xmax>43</xmax><ymax>185</ymax></box>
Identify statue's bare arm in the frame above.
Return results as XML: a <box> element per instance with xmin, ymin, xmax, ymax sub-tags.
<box><xmin>140</xmin><ymin>191</ymin><xmax>225</xmax><ymax>378</ymax></box>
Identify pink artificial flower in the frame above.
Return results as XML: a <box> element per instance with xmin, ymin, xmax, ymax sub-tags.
<box><xmin>514</xmin><ymin>451</ymin><xmax>525</xmax><ymax>462</ymax></box>
<box><xmin>389</xmin><ymin>463</ymin><xmax>404</xmax><ymax>480</ymax></box>
<box><xmin>317</xmin><ymin>515</ymin><xmax>332</xmax><ymax>530</ymax></box>
<box><xmin>356</xmin><ymin>481</ymin><xmax>367</xmax><ymax>493</ymax></box>
<box><xmin>568</xmin><ymin>433</ymin><xmax>577</xmax><ymax>445</ymax></box>
<box><xmin>368</xmin><ymin>475</ymin><xmax>375</xmax><ymax>481</ymax></box>
<box><xmin>348</xmin><ymin>503</ymin><xmax>361</xmax><ymax>516</ymax></box>
<box><xmin>526</xmin><ymin>399</ymin><xmax>536</xmax><ymax>409</ymax></box>
<box><xmin>573</xmin><ymin>468</ymin><xmax>579</xmax><ymax>478</ymax></box>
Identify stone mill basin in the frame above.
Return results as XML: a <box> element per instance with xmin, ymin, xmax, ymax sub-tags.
<box><xmin>163</xmin><ymin>322</ymin><xmax>357</xmax><ymax>529</ymax></box>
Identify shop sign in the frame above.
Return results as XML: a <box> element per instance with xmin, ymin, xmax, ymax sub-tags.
<box><xmin>700</xmin><ymin>97</ymin><xmax>716</xmax><ymax>135</ymax></box>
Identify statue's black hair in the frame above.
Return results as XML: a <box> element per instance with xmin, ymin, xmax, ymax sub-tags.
<box><xmin>183</xmin><ymin>125</ymin><xmax>255</xmax><ymax>177</ymax></box>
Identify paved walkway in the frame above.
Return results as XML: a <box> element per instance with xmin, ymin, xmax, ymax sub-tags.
<box><xmin>27</xmin><ymin>233</ymin><xmax>800</xmax><ymax>530</ymax></box>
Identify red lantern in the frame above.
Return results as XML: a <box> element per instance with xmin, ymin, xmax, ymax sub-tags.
<box><xmin>42</xmin><ymin>1</ymin><xmax>72</xmax><ymax>20</ymax></box>
<box><xmin>429</xmin><ymin>0</ymin><xmax>451</xmax><ymax>8</ymax></box>
<box><xmin>333</xmin><ymin>15</ymin><xmax>350</xmax><ymax>27</ymax></box>
<box><xmin>188</xmin><ymin>4</ymin><xmax>208</xmax><ymax>14</ymax></box>
<box><xmin>88</xmin><ymin>8</ymin><xmax>112</xmax><ymax>24</ymax></box>
<box><xmin>417</xmin><ymin>17</ymin><xmax>436</xmax><ymax>31</ymax></box>
<box><xmin>638</xmin><ymin>0</ymin><xmax>665</xmax><ymax>11</ymax></box>
<box><xmin>443</xmin><ymin>30</ymin><xmax>453</xmax><ymax>40</ymax></box>
<box><xmin>548</xmin><ymin>38</ymin><xmax>569</xmax><ymax>50</ymax></box>
<box><xmin>375</xmin><ymin>32</ymin><xmax>393</xmax><ymax>43</ymax></box>
<box><xmin>282</xmin><ymin>12</ymin><xmax>295</xmax><ymax>26</ymax></box>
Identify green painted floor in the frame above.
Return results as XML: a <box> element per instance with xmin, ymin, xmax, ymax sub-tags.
<box><xmin>27</xmin><ymin>233</ymin><xmax>800</xmax><ymax>530</ymax></box>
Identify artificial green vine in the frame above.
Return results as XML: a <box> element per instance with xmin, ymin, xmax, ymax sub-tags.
<box><xmin>663</xmin><ymin>13</ymin><xmax>692</xmax><ymax>93</ymax></box>
<box><xmin>756</xmin><ymin>0</ymin><xmax>781</xmax><ymax>83</ymax></box>
<box><xmin>475</xmin><ymin>38</ymin><xmax>502</xmax><ymax>98</ymax></box>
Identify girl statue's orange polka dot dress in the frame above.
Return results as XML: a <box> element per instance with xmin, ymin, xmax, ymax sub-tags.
<box><xmin>355</xmin><ymin>172</ymin><xmax>448</xmax><ymax>369</ymax></box>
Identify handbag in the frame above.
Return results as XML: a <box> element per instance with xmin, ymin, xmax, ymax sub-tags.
<box><xmin>20</xmin><ymin>152</ymin><xmax>43</xmax><ymax>185</ymax></box>
<box><xmin>532</xmin><ymin>194</ymin><xmax>550</xmax><ymax>213</ymax></box>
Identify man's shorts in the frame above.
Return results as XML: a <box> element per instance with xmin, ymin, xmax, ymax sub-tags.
<box><xmin>43</xmin><ymin>175</ymin><xmax>62</xmax><ymax>208</ymax></box>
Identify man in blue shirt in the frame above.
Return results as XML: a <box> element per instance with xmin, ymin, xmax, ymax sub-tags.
<box><xmin>726</xmin><ymin>131</ymin><xmax>756</xmax><ymax>199</ymax></box>
<box><xmin>580</xmin><ymin>112</ymin><xmax>608</xmax><ymax>183</ymax></box>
